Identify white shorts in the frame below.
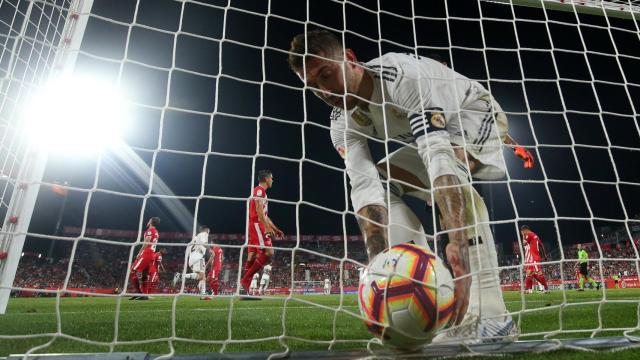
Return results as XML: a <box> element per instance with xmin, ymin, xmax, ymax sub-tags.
<box><xmin>250</xmin><ymin>280</ymin><xmax>258</xmax><ymax>289</ymax></box>
<box><xmin>188</xmin><ymin>253</ymin><xmax>205</xmax><ymax>273</ymax></box>
<box><xmin>448</xmin><ymin>95</ymin><xmax>507</xmax><ymax>180</ymax></box>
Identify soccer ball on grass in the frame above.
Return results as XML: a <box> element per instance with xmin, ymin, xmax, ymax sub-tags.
<box><xmin>358</xmin><ymin>243</ymin><xmax>455</xmax><ymax>349</ymax></box>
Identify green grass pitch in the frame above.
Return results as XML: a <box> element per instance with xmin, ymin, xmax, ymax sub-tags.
<box><xmin>1</xmin><ymin>289</ymin><xmax>640</xmax><ymax>359</ymax></box>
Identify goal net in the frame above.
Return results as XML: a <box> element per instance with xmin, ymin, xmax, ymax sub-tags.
<box><xmin>0</xmin><ymin>0</ymin><xmax>639</xmax><ymax>358</ymax></box>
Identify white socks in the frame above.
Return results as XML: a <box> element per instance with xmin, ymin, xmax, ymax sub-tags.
<box><xmin>198</xmin><ymin>280</ymin><xmax>206</xmax><ymax>295</ymax></box>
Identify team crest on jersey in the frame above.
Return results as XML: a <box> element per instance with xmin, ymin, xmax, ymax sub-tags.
<box><xmin>336</xmin><ymin>146</ymin><xmax>347</xmax><ymax>159</ymax></box>
<box><xmin>430</xmin><ymin>111</ymin><xmax>446</xmax><ymax>128</ymax></box>
<box><xmin>351</xmin><ymin>110</ymin><xmax>372</xmax><ymax>127</ymax></box>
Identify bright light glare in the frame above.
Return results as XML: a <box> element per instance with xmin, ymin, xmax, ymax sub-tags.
<box><xmin>25</xmin><ymin>76</ymin><xmax>129</xmax><ymax>154</ymax></box>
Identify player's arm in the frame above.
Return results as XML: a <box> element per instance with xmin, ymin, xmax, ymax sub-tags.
<box><xmin>393</xmin><ymin>65</ymin><xmax>469</xmax><ymax>324</ymax></box>
<box><xmin>330</xmin><ymin>113</ymin><xmax>388</xmax><ymax>261</ymax></box>
<box><xmin>255</xmin><ymin>199</ymin><xmax>274</xmax><ymax>235</ymax></box>
<box><xmin>504</xmin><ymin>133</ymin><xmax>534</xmax><ymax>169</ymax></box>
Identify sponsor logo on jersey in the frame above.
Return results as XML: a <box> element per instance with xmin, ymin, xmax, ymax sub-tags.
<box><xmin>351</xmin><ymin>110</ymin><xmax>372</xmax><ymax>126</ymax></box>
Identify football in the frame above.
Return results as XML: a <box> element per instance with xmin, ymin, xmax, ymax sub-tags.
<box><xmin>358</xmin><ymin>243</ymin><xmax>455</xmax><ymax>349</ymax></box>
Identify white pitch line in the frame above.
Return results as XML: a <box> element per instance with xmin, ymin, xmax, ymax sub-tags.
<box><xmin>3</xmin><ymin>304</ymin><xmax>360</xmax><ymax>317</ymax></box>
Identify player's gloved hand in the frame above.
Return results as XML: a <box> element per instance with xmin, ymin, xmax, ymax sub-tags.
<box><xmin>446</xmin><ymin>242</ymin><xmax>471</xmax><ymax>325</ymax></box>
<box><xmin>514</xmin><ymin>146</ymin><xmax>534</xmax><ymax>169</ymax></box>
<box><xmin>274</xmin><ymin>229</ymin><xmax>285</xmax><ymax>240</ymax></box>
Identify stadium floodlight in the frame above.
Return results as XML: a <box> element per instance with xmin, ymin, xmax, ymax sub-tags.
<box><xmin>24</xmin><ymin>75</ymin><xmax>129</xmax><ymax>154</ymax></box>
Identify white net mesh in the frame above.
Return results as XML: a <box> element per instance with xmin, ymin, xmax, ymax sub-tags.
<box><xmin>0</xmin><ymin>0</ymin><xmax>639</xmax><ymax>358</ymax></box>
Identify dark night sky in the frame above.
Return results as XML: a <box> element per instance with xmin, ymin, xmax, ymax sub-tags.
<box><xmin>20</xmin><ymin>0</ymin><xmax>640</xmax><ymax>256</ymax></box>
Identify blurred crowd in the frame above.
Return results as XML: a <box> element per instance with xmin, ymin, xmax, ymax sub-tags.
<box><xmin>8</xmin><ymin>221</ymin><xmax>639</xmax><ymax>291</ymax></box>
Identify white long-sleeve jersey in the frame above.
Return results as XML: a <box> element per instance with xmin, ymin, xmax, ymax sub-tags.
<box><xmin>189</xmin><ymin>231</ymin><xmax>209</xmax><ymax>256</ymax></box>
<box><xmin>330</xmin><ymin>52</ymin><xmax>506</xmax><ymax>212</ymax></box>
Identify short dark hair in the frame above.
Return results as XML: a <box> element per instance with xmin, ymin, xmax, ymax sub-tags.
<box><xmin>520</xmin><ymin>225</ymin><xmax>530</xmax><ymax>231</ymax></box>
<box><xmin>149</xmin><ymin>217</ymin><xmax>161</xmax><ymax>226</ymax></box>
<box><xmin>258</xmin><ymin>170</ymin><xmax>272</xmax><ymax>183</ymax></box>
<box><xmin>288</xmin><ymin>29</ymin><xmax>343</xmax><ymax>72</ymax></box>
<box><xmin>199</xmin><ymin>225</ymin><xmax>210</xmax><ymax>233</ymax></box>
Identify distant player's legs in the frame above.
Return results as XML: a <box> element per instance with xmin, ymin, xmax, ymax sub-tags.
<box><xmin>242</xmin><ymin>223</ymin><xmax>273</xmax><ymax>291</ymax></box>
<box><xmin>208</xmin><ymin>268</ymin><xmax>220</xmax><ymax>295</ymax></box>
<box><xmin>243</xmin><ymin>247</ymin><xmax>273</xmax><ymax>289</ymax></box>
<box><xmin>130</xmin><ymin>253</ymin><xmax>151</xmax><ymax>296</ymax></box>
<box><xmin>533</xmin><ymin>271</ymin><xmax>548</xmax><ymax>291</ymax></box>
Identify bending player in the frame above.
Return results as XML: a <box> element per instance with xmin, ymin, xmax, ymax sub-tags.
<box><xmin>173</xmin><ymin>225</ymin><xmax>210</xmax><ymax>300</ymax></box>
<box><xmin>129</xmin><ymin>217</ymin><xmax>161</xmax><ymax>300</ymax></box>
<box><xmin>240</xmin><ymin>170</ymin><xmax>284</xmax><ymax>293</ymax></box>
<box><xmin>206</xmin><ymin>242</ymin><xmax>223</xmax><ymax>296</ymax></box>
<box><xmin>520</xmin><ymin>225</ymin><xmax>549</xmax><ymax>294</ymax></box>
<box><xmin>288</xmin><ymin>30</ymin><xmax>523</xmax><ymax>337</ymax></box>
<box><xmin>372</xmin><ymin>148</ymin><xmax>516</xmax><ymax>342</ymax></box>
<box><xmin>258</xmin><ymin>264</ymin><xmax>272</xmax><ymax>296</ymax></box>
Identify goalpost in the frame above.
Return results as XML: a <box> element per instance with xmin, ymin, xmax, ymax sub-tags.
<box><xmin>0</xmin><ymin>0</ymin><xmax>639</xmax><ymax>358</ymax></box>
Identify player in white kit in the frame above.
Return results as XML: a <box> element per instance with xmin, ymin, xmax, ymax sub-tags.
<box><xmin>258</xmin><ymin>264</ymin><xmax>272</xmax><ymax>295</ymax></box>
<box><xmin>323</xmin><ymin>278</ymin><xmax>331</xmax><ymax>295</ymax></box>
<box><xmin>249</xmin><ymin>273</ymin><xmax>260</xmax><ymax>295</ymax></box>
<box><xmin>288</xmin><ymin>30</ymin><xmax>527</xmax><ymax>343</ymax></box>
<box><xmin>173</xmin><ymin>225</ymin><xmax>210</xmax><ymax>299</ymax></box>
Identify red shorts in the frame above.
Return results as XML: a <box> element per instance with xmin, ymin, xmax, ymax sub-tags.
<box><xmin>147</xmin><ymin>266</ymin><xmax>159</xmax><ymax>284</ymax></box>
<box><xmin>248</xmin><ymin>222</ymin><xmax>272</xmax><ymax>253</ymax></box>
<box><xmin>131</xmin><ymin>248</ymin><xmax>154</xmax><ymax>273</ymax></box>
<box><xmin>208</xmin><ymin>266</ymin><xmax>222</xmax><ymax>280</ymax></box>
<box><xmin>525</xmin><ymin>263</ymin><xmax>541</xmax><ymax>274</ymax></box>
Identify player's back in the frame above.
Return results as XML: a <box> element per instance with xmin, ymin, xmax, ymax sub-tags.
<box><xmin>249</xmin><ymin>185</ymin><xmax>268</xmax><ymax>222</ymax></box>
<box><xmin>368</xmin><ymin>52</ymin><xmax>489</xmax><ymax>113</ymax></box>
<box><xmin>211</xmin><ymin>246</ymin><xmax>223</xmax><ymax>266</ymax></box>
<box><xmin>525</xmin><ymin>232</ymin><xmax>541</xmax><ymax>260</ymax></box>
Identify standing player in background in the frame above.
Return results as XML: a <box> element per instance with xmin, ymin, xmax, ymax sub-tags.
<box><xmin>324</xmin><ymin>278</ymin><xmax>331</xmax><ymax>295</ymax></box>
<box><xmin>576</xmin><ymin>244</ymin><xmax>600</xmax><ymax>291</ymax></box>
<box><xmin>206</xmin><ymin>243</ymin><xmax>224</xmax><ymax>296</ymax></box>
<box><xmin>241</xmin><ymin>170</ymin><xmax>284</xmax><ymax>293</ymax></box>
<box><xmin>249</xmin><ymin>273</ymin><xmax>260</xmax><ymax>295</ymax></box>
<box><xmin>288</xmin><ymin>30</ymin><xmax>521</xmax><ymax>339</ymax></box>
<box><xmin>129</xmin><ymin>217</ymin><xmax>161</xmax><ymax>300</ymax></box>
<box><xmin>612</xmin><ymin>272</ymin><xmax>620</xmax><ymax>289</ymax></box>
<box><xmin>258</xmin><ymin>264</ymin><xmax>272</xmax><ymax>296</ymax></box>
<box><xmin>520</xmin><ymin>225</ymin><xmax>549</xmax><ymax>294</ymax></box>
<box><xmin>173</xmin><ymin>225</ymin><xmax>210</xmax><ymax>299</ymax></box>
<box><xmin>144</xmin><ymin>248</ymin><xmax>165</xmax><ymax>296</ymax></box>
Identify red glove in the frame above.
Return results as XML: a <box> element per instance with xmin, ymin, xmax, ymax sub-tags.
<box><xmin>514</xmin><ymin>146</ymin><xmax>534</xmax><ymax>169</ymax></box>
<box><xmin>0</xmin><ymin>251</ymin><xmax>7</xmax><ymax>260</ymax></box>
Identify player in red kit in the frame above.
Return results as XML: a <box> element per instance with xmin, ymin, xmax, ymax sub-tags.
<box><xmin>521</xmin><ymin>225</ymin><xmax>549</xmax><ymax>294</ymax></box>
<box><xmin>207</xmin><ymin>245</ymin><xmax>223</xmax><ymax>295</ymax></box>
<box><xmin>129</xmin><ymin>217</ymin><xmax>161</xmax><ymax>300</ymax></box>
<box><xmin>144</xmin><ymin>248</ymin><xmax>165</xmax><ymax>294</ymax></box>
<box><xmin>240</xmin><ymin>170</ymin><xmax>284</xmax><ymax>293</ymax></box>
